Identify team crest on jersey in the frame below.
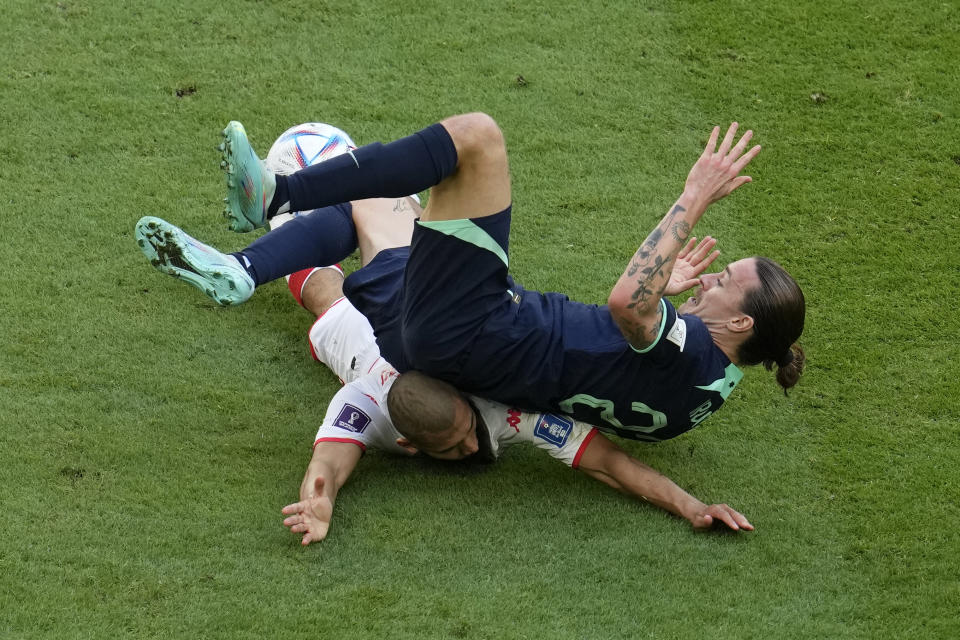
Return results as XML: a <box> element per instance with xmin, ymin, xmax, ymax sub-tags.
<box><xmin>534</xmin><ymin>414</ymin><xmax>573</xmax><ymax>447</ymax></box>
<box><xmin>334</xmin><ymin>404</ymin><xmax>371</xmax><ymax>433</ymax></box>
<box><xmin>666</xmin><ymin>317</ymin><xmax>687</xmax><ymax>351</ymax></box>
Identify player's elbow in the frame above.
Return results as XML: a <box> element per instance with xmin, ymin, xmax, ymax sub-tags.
<box><xmin>608</xmin><ymin>294</ymin><xmax>651</xmax><ymax>349</ymax></box>
<box><xmin>608</xmin><ymin>289</ymin><xmax>633</xmax><ymax>325</ymax></box>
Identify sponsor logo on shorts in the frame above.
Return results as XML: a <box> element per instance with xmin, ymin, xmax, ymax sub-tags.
<box><xmin>334</xmin><ymin>404</ymin><xmax>371</xmax><ymax>433</ymax></box>
<box><xmin>534</xmin><ymin>414</ymin><xmax>573</xmax><ymax>447</ymax></box>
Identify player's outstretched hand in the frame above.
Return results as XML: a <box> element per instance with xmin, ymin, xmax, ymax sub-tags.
<box><xmin>665</xmin><ymin>236</ymin><xmax>720</xmax><ymax>296</ymax></box>
<box><xmin>684</xmin><ymin>123</ymin><xmax>761</xmax><ymax>208</ymax></box>
<box><xmin>282</xmin><ymin>477</ymin><xmax>333</xmax><ymax>545</ymax></box>
<box><xmin>690</xmin><ymin>503</ymin><xmax>754</xmax><ymax>532</ymax></box>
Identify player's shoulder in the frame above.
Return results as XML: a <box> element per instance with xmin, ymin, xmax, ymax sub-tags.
<box><xmin>638</xmin><ymin>300</ymin><xmax>717</xmax><ymax>358</ymax></box>
<box><xmin>315</xmin><ymin>365</ymin><xmax>408</xmax><ymax>453</ymax></box>
<box><xmin>352</xmin><ymin>357</ymin><xmax>401</xmax><ymax>403</ymax></box>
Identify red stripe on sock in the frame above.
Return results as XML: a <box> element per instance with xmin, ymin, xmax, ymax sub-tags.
<box><xmin>287</xmin><ymin>268</ymin><xmax>318</xmax><ymax>308</ymax></box>
<box><xmin>288</xmin><ymin>265</ymin><xmax>344</xmax><ymax>308</ymax></box>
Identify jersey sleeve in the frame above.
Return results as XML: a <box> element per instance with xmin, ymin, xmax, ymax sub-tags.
<box><xmin>520</xmin><ymin>412</ymin><xmax>598</xmax><ymax>468</ymax></box>
<box><xmin>472</xmin><ymin>397</ymin><xmax>598</xmax><ymax>468</ymax></box>
<box><xmin>314</xmin><ymin>378</ymin><xmax>399</xmax><ymax>453</ymax></box>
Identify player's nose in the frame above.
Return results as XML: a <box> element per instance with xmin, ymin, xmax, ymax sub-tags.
<box><xmin>463</xmin><ymin>434</ymin><xmax>479</xmax><ymax>456</ymax></box>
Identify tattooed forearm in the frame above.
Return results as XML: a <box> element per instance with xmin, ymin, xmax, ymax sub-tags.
<box><xmin>610</xmin><ymin>200</ymin><xmax>697</xmax><ymax>347</ymax></box>
<box><xmin>628</xmin><ymin>228</ymin><xmax>661</xmax><ymax>275</ymax></box>
<box><xmin>671</xmin><ymin>220</ymin><xmax>691</xmax><ymax>242</ymax></box>
<box><xmin>626</xmin><ymin>253</ymin><xmax>673</xmax><ymax>311</ymax></box>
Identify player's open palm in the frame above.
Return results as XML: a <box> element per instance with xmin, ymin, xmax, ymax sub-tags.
<box><xmin>666</xmin><ymin>236</ymin><xmax>720</xmax><ymax>295</ymax></box>
<box><xmin>684</xmin><ymin>123</ymin><xmax>761</xmax><ymax>207</ymax></box>
<box><xmin>282</xmin><ymin>477</ymin><xmax>334</xmax><ymax>545</ymax></box>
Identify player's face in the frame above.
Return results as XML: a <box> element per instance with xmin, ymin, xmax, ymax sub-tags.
<box><xmin>678</xmin><ymin>258</ymin><xmax>760</xmax><ymax>325</ymax></box>
<box><xmin>416</xmin><ymin>397</ymin><xmax>480</xmax><ymax>461</ymax></box>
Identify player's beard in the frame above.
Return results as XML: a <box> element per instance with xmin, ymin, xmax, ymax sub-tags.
<box><xmin>464</xmin><ymin>400</ymin><xmax>496</xmax><ymax>465</ymax></box>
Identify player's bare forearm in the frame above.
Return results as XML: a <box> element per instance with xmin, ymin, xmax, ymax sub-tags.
<box><xmin>578</xmin><ymin>434</ymin><xmax>752</xmax><ymax>531</ymax></box>
<box><xmin>608</xmin><ymin>194</ymin><xmax>705</xmax><ymax>348</ymax></box>
<box><xmin>282</xmin><ymin>442</ymin><xmax>363</xmax><ymax>545</ymax></box>
<box><xmin>300</xmin><ymin>442</ymin><xmax>361</xmax><ymax>502</ymax></box>
<box><xmin>580</xmin><ymin>435</ymin><xmax>702</xmax><ymax>519</ymax></box>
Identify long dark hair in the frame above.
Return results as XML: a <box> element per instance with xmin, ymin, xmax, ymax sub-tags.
<box><xmin>737</xmin><ymin>257</ymin><xmax>806</xmax><ymax>394</ymax></box>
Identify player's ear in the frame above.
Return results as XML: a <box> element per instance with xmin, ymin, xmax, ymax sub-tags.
<box><xmin>395</xmin><ymin>438</ymin><xmax>419</xmax><ymax>456</ymax></box>
<box><xmin>728</xmin><ymin>313</ymin><xmax>754</xmax><ymax>334</ymax></box>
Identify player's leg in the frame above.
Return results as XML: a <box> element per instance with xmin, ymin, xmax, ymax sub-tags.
<box><xmin>301</xmin><ymin>267</ymin><xmax>382</xmax><ymax>384</ymax></box>
<box><xmin>236</xmin><ymin>203</ymin><xmax>358</xmax><ymax>285</ymax></box>
<box><xmin>220</xmin><ymin>113</ymin><xmax>509</xmax><ymax>231</ymax></box>
<box><xmin>418</xmin><ymin>112</ymin><xmax>511</xmax><ymax>223</ymax></box>
<box><xmin>137</xmin><ymin>201</ymin><xmax>359</xmax><ymax>306</ymax></box>
<box><xmin>384</xmin><ymin>115</ymin><xmax>513</xmax><ymax>380</ymax></box>
<box><xmin>289</xmin><ymin>266</ymin><xmax>345</xmax><ymax>316</ymax></box>
<box><xmin>351</xmin><ymin>196</ymin><xmax>420</xmax><ymax>266</ymax></box>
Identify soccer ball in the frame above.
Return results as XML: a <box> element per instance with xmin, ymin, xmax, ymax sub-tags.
<box><xmin>265</xmin><ymin>122</ymin><xmax>357</xmax><ymax>175</ymax></box>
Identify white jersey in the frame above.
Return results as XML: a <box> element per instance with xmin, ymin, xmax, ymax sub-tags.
<box><xmin>310</xmin><ymin>297</ymin><xmax>598</xmax><ymax>468</ymax></box>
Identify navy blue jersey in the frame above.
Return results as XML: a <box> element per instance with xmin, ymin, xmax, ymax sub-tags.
<box><xmin>344</xmin><ymin>209</ymin><xmax>743</xmax><ymax>442</ymax></box>
<box><xmin>459</xmin><ymin>285</ymin><xmax>742</xmax><ymax>441</ymax></box>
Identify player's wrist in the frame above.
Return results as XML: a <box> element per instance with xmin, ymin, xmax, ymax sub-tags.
<box><xmin>676</xmin><ymin>190</ymin><xmax>709</xmax><ymax>216</ymax></box>
<box><xmin>679</xmin><ymin>497</ymin><xmax>708</xmax><ymax>523</ymax></box>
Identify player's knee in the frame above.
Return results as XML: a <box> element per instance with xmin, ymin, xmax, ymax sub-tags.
<box><xmin>442</xmin><ymin>112</ymin><xmax>506</xmax><ymax>163</ymax></box>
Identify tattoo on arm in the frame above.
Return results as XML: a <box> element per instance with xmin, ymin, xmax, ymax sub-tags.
<box><xmin>615</xmin><ymin>202</ymin><xmax>689</xmax><ymax>345</ymax></box>
<box><xmin>626</xmin><ymin>204</ymin><xmax>688</xmax><ymax>309</ymax></box>
<box><xmin>625</xmin><ymin>254</ymin><xmax>672</xmax><ymax>311</ymax></box>
<box><xmin>628</xmin><ymin>228</ymin><xmax>661</xmax><ymax>275</ymax></box>
<box><xmin>648</xmin><ymin>305</ymin><xmax>663</xmax><ymax>341</ymax></box>
<box><xmin>671</xmin><ymin>220</ymin><xmax>691</xmax><ymax>242</ymax></box>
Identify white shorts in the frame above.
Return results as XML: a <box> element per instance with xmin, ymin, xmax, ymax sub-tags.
<box><xmin>308</xmin><ymin>297</ymin><xmax>384</xmax><ymax>385</ymax></box>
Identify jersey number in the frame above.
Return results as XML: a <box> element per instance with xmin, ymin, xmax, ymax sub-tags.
<box><xmin>558</xmin><ymin>394</ymin><xmax>667</xmax><ymax>434</ymax></box>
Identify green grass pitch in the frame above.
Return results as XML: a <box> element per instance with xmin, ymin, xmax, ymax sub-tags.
<box><xmin>1</xmin><ymin>0</ymin><xmax>958</xmax><ymax>637</ymax></box>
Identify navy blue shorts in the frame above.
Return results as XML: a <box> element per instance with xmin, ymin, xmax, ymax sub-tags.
<box><xmin>344</xmin><ymin>207</ymin><xmax>524</xmax><ymax>387</ymax></box>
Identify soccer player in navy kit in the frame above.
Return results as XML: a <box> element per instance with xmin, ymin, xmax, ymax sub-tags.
<box><xmin>138</xmin><ymin>180</ymin><xmax>755</xmax><ymax>540</ymax></box>
<box><xmin>277</xmin><ymin>260</ymin><xmax>754</xmax><ymax>544</ymax></box>
<box><xmin>213</xmin><ymin>114</ymin><xmax>805</xmax><ymax>443</ymax></box>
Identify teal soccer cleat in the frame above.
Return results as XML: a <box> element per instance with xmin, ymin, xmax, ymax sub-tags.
<box><xmin>135</xmin><ymin>216</ymin><xmax>254</xmax><ymax>306</ymax></box>
<box><xmin>219</xmin><ymin>121</ymin><xmax>276</xmax><ymax>232</ymax></box>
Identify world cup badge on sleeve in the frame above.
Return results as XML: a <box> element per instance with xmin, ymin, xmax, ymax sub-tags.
<box><xmin>334</xmin><ymin>404</ymin><xmax>371</xmax><ymax>433</ymax></box>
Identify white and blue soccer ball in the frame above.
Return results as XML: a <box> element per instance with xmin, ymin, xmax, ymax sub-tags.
<box><xmin>265</xmin><ymin>122</ymin><xmax>356</xmax><ymax>175</ymax></box>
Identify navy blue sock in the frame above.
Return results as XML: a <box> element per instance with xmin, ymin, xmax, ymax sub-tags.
<box><xmin>280</xmin><ymin>123</ymin><xmax>458</xmax><ymax>213</ymax></box>
<box><xmin>233</xmin><ymin>203</ymin><xmax>357</xmax><ymax>286</ymax></box>
<box><xmin>267</xmin><ymin>177</ymin><xmax>289</xmax><ymax>218</ymax></box>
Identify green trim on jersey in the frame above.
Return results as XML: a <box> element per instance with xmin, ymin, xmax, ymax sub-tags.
<box><xmin>629</xmin><ymin>299</ymin><xmax>668</xmax><ymax>354</ymax></box>
<box><xmin>695</xmin><ymin>363</ymin><xmax>744</xmax><ymax>400</ymax></box>
<box><xmin>417</xmin><ymin>219</ymin><xmax>509</xmax><ymax>267</ymax></box>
